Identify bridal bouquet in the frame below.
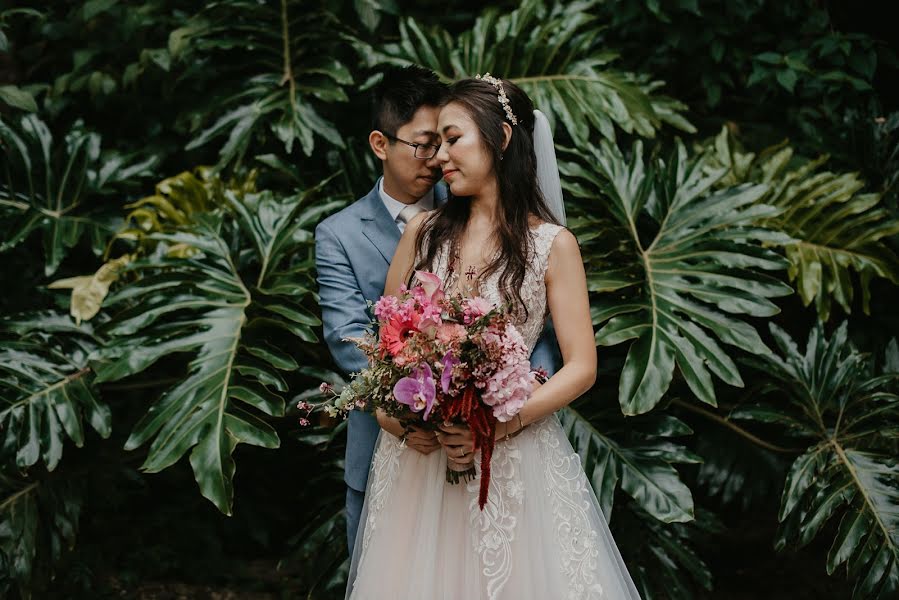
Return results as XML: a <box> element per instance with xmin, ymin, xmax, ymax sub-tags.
<box><xmin>315</xmin><ymin>271</ymin><xmax>533</xmax><ymax>509</ymax></box>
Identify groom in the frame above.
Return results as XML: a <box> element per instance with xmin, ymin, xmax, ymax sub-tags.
<box><xmin>316</xmin><ymin>66</ymin><xmax>448</xmax><ymax>553</ymax></box>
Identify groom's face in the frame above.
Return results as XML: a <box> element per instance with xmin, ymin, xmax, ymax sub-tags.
<box><xmin>372</xmin><ymin>105</ymin><xmax>442</xmax><ymax>203</ymax></box>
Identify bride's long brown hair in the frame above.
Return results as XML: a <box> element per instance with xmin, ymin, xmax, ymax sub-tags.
<box><xmin>411</xmin><ymin>78</ymin><xmax>559</xmax><ymax>318</ymax></box>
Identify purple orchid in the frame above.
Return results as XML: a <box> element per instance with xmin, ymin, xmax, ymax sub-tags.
<box><xmin>393</xmin><ymin>363</ymin><xmax>437</xmax><ymax>421</ymax></box>
<box><xmin>440</xmin><ymin>352</ymin><xmax>460</xmax><ymax>394</ymax></box>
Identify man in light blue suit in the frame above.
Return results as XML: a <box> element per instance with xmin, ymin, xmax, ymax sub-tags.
<box><xmin>315</xmin><ymin>66</ymin><xmax>561</xmax><ymax>554</ymax></box>
<box><xmin>316</xmin><ymin>66</ymin><xmax>449</xmax><ymax>554</ymax></box>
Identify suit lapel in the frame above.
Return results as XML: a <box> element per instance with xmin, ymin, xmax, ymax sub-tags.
<box><xmin>434</xmin><ymin>181</ymin><xmax>449</xmax><ymax>207</ymax></box>
<box><xmin>359</xmin><ymin>180</ymin><xmax>448</xmax><ymax>263</ymax></box>
<box><xmin>360</xmin><ymin>183</ymin><xmax>401</xmax><ymax>263</ymax></box>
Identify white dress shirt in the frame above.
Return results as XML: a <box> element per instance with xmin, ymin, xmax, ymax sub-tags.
<box><xmin>379</xmin><ymin>177</ymin><xmax>434</xmax><ymax>233</ymax></box>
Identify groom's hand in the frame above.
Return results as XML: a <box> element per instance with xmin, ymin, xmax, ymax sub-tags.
<box><xmin>404</xmin><ymin>426</ymin><xmax>441</xmax><ymax>455</ymax></box>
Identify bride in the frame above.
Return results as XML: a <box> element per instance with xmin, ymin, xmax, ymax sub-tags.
<box><xmin>346</xmin><ymin>75</ymin><xmax>641</xmax><ymax>600</ymax></box>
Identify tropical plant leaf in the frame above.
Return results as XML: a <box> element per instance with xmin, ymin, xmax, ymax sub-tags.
<box><xmin>280</xmin><ymin>428</ymin><xmax>348</xmax><ymax>597</ymax></box>
<box><xmin>691</xmin><ymin>412</ymin><xmax>793</xmax><ymax>512</ymax></box>
<box><xmin>561</xmin><ymin>139</ymin><xmax>793</xmax><ymax>414</ymax></box>
<box><xmin>0</xmin><ymin>85</ymin><xmax>38</xmax><ymax>112</ymax></box>
<box><xmin>0</xmin><ymin>114</ymin><xmax>156</xmax><ymax>276</ymax></box>
<box><xmin>90</xmin><ymin>181</ymin><xmax>334</xmax><ymax>515</ymax></box>
<box><xmin>48</xmin><ymin>254</ymin><xmax>134</xmax><ymax>325</ymax></box>
<box><xmin>170</xmin><ymin>0</ymin><xmax>352</xmax><ymax>170</ymax></box>
<box><xmin>615</xmin><ymin>504</ymin><xmax>717</xmax><ymax>600</ymax></box>
<box><xmin>356</xmin><ymin>0</ymin><xmax>694</xmax><ymax>145</ymax></box>
<box><xmin>705</xmin><ymin>126</ymin><xmax>899</xmax><ymax>320</ymax></box>
<box><xmin>0</xmin><ymin>313</ymin><xmax>109</xmax><ymax>471</ymax></box>
<box><xmin>559</xmin><ymin>404</ymin><xmax>696</xmax><ymax>523</ymax></box>
<box><xmin>742</xmin><ymin>322</ymin><xmax>899</xmax><ymax>598</ymax></box>
<box><xmin>0</xmin><ymin>473</ymin><xmax>84</xmax><ymax>598</ymax></box>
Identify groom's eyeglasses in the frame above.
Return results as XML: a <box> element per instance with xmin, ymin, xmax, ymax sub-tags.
<box><xmin>383</xmin><ymin>133</ymin><xmax>440</xmax><ymax>160</ymax></box>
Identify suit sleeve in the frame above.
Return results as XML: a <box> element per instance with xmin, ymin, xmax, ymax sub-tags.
<box><xmin>315</xmin><ymin>221</ymin><xmax>372</xmax><ymax>376</ymax></box>
<box><xmin>529</xmin><ymin>318</ymin><xmax>562</xmax><ymax>378</ymax></box>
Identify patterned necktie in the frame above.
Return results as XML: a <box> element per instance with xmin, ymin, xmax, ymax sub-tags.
<box><xmin>396</xmin><ymin>204</ymin><xmax>425</xmax><ymax>232</ymax></box>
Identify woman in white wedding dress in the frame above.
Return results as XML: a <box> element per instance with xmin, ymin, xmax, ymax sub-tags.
<box><xmin>346</xmin><ymin>75</ymin><xmax>641</xmax><ymax>600</ymax></box>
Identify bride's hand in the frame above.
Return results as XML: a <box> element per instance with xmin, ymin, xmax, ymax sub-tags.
<box><xmin>437</xmin><ymin>423</ymin><xmax>475</xmax><ymax>466</ymax></box>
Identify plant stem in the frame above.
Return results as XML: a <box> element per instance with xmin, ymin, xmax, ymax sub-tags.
<box><xmin>0</xmin><ymin>482</ymin><xmax>39</xmax><ymax>513</ymax></box>
<box><xmin>672</xmin><ymin>398</ymin><xmax>804</xmax><ymax>454</ymax></box>
<box><xmin>102</xmin><ymin>377</ymin><xmax>183</xmax><ymax>391</ymax></box>
<box><xmin>280</xmin><ymin>0</ymin><xmax>296</xmax><ymax>106</ymax></box>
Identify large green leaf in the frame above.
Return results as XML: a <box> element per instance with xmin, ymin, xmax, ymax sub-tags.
<box><xmin>280</xmin><ymin>422</ymin><xmax>349</xmax><ymax>597</ymax></box>
<box><xmin>616</xmin><ymin>504</ymin><xmax>716</xmax><ymax>600</ymax></box>
<box><xmin>357</xmin><ymin>0</ymin><xmax>694</xmax><ymax>145</ymax></box>
<box><xmin>560</xmin><ymin>386</ymin><xmax>709</xmax><ymax>598</ymax></box>
<box><xmin>741</xmin><ymin>322</ymin><xmax>899</xmax><ymax>598</ymax></box>
<box><xmin>559</xmin><ymin>405</ymin><xmax>696</xmax><ymax>523</ymax></box>
<box><xmin>170</xmin><ymin>0</ymin><xmax>352</xmax><ymax>170</ymax></box>
<box><xmin>0</xmin><ymin>114</ymin><xmax>156</xmax><ymax>276</ymax></box>
<box><xmin>0</xmin><ymin>313</ymin><xmax>110</xmax><ymax>471</ymax></box>
<box><xmin>91</xmin><ymin>182</ymin><xmax>332</xmax><ymax>515</ymax></box>
<box><xmin>0</xmin><ymin>474</ymin><xmax>84</xmax><ymax>599</ymax></box>
<box><xmin>706</xmin><ymin>126</ymin><xmax>899</xmax><ymax>320</ymax></box>
<box><xmin>561</xmin><ymin>139</ymin><xmax>793</xmax><ymax>415</ymax></box>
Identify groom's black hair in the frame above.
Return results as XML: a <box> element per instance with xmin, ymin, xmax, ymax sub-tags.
<box><xmin>371</xmin><ymin>65</ymin><xmax>447</xmax><ymax>137</ymax></box>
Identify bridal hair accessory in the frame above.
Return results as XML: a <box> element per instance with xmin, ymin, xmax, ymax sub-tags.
<box><xmin>476</xmin><ymin>72</ymin><xmax>519</xmax><ymax>125</ymax></box>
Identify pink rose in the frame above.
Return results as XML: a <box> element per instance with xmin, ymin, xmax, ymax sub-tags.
<box><xmin>462</xmin><ymin>296</ymin><xmax>493</xmax><ymax>324</ymax></box>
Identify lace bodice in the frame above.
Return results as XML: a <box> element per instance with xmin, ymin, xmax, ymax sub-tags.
<box><xmin>432</xmin><ymin>222</ymin><xmax>565</xmax><ymax>352</ymax></box>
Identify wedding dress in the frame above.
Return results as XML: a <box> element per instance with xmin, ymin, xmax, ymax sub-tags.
<box><xmin>347</xmin><ymin>222</ymin><xmax>641</xmax><ymax>600</ymax></box>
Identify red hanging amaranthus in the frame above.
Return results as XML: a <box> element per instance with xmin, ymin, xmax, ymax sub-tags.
<box><xmin>443</xmin><ymin>385</ymin><xmax>497</xmax><ymax>510</ymax></box>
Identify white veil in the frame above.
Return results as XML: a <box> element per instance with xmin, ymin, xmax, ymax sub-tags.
<box><xmin>533</xmin><ymin>109</ymin><xmax>566</xmax><ymax>226</ymax></box>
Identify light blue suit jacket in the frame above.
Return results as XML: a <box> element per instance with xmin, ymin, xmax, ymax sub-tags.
<box><xmin>315</xmin><ymin>181</ymin><xmax>561</xmax><ymax>492</ymax></box>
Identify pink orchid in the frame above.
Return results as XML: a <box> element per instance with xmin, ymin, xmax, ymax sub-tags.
<box><xmin>414</xmin><ymin>270</ymin><xmax>445</xmax><ymax>303</ymax></box>
<box><xmin>393</xmin><ymin>363</ymin><xmax>437</xmax><ymax>420</ymax></box>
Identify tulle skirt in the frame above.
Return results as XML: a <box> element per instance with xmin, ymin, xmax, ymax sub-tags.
<box><xmin>346</xmin><ymin>415</ymin><xmax>641</xmax><ymax>600</ymax></box>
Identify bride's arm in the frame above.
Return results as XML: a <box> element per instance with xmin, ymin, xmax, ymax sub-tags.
<box><xmin>509</xmin><ymin>229</ymin><xmax>596</xmax><ymax>431</ymax></box>
<box><xmin>376</xmin><ymin>212</ymin><xmax>440</xmax><ymax>451</ymax></box>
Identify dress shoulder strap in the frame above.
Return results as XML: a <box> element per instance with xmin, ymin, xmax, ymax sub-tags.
<box><xmin>531</xmin><ymin>222</ymin><xmax>566</xmax><ymax>277</ymax></box>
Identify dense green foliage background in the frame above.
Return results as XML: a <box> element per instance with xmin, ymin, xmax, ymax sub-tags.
<box><xmin>1</xmin><ymin>1</ymin><xmax>898</xmax><ymax>598</ymax></box>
